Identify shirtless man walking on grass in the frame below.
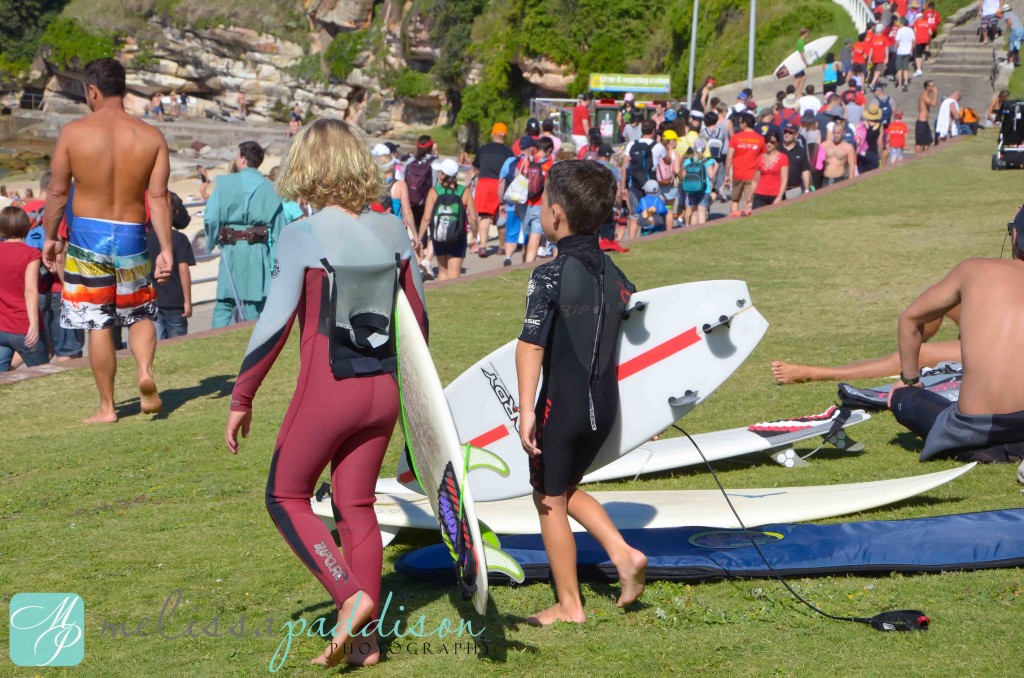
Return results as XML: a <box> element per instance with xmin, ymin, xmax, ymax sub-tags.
<box><xmin>888</xmin><ymin>210</ymin><xmax>1024</xmax><ymax>477</ymax></box>
<box><xmin>915</xmin><ymin>80</ymin><xmax>938</xmax><ymax>153</ymax></box>
<box><xmin>43</xmin><ymin>58</ymin><xmax>173</xmax><ymax>423</ymax></box>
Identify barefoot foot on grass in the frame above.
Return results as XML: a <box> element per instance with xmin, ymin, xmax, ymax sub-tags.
<box><xmin>139</xmin><ymin>377</ymin><xmax>163</xmax><ymax>414</ymax></box>
<box><xmin>311</xmin><ymin>592</ymin><xmax>375</xmax><ymax>667</ymax></box>
<box><xmin>616</xmin><ymin>548</ymin><xmax>647</xmax><ymax>607</ymax></box>
<box><xmin>83</xmin><ymin>409</ymin><xmax>118</xmax><ymax>424</ymax></box>
<box><xmin>525</xmin><ymin>602</ymin><xmax>586</xmax><ymax>626</ymax></box>
<box><xmin>347</xmin><ymin>638</ymin><xmax>380</xmax><ymax>667</ymax></box>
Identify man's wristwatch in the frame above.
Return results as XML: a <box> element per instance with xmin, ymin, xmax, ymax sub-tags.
<box><xmin>900</xmin><ymin>373</ymin><xmax>921</xmax><ymax>386</ymax></box>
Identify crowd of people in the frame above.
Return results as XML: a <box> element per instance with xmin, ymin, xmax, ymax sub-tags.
<box><xmin>4</xmin><ymin>42</ymin><xmax>1024</xmax><ymax>670</ymax></box>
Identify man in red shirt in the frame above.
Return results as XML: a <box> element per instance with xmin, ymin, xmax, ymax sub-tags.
<box><xmin>724</xmin><ymin>112</ymin><xmax>765</xmax><ymax>216</ymax></box>
<box><xmin>913</xmin><ymin>12</ymin><xmax>932</xmax><ymax>75</ymax></box>
<box><xmin>923</xmin><ymin>2</ymin><xmax>940</xmax><ymax>59</ymax></box>
<box><xmin>570</xmin><ymin>93</ymin><xmax>593</xmax><ymax>149</ymax></box>
<box><xmin>851</xmin><ymin>31</ymin><xmax>870</xmax><ymax>83</ymax></box>
<box><xmin>868</xmin><ymin>24</ymin><xmax>891</xmax><ymax>88</ymax></box>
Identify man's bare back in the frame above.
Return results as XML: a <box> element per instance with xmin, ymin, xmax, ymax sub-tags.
<box><xmin>60</xmin><ymin>109</ymin><xmax>165</xmax><ymax>224</ymax></box>
<box><xmin>951</xmin><ymin>259</ymin><xmax>1024</xmax><ymax>414</ymax></box>
<box><xmin>895</xmin><ymin>257</ymin><xmax>1024</xmax><ymax>415</ymax></box>
<box><xmin>41</xmin><ymin>57</ymin><xmax>172</xmax><ymax>424</ymax></box>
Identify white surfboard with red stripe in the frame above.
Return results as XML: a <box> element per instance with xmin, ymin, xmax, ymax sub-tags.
<box><xmin>398</xmin><ymin>280</ymin><xmax>769</xmax><ymax>501</ymax></box>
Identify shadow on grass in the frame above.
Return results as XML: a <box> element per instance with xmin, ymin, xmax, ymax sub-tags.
<box><xmin>889</xmin><ymin>432</ymin><xmax>925</xmax><ymax>452</ymax></box>
<box><xmin>115</xmin><ymin>374</ymin><xmax>235</xmax><ymax>420</ymax></box>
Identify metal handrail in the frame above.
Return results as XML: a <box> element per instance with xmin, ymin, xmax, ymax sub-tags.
<box><xmin>834</xmin><ymin>0</ymin><xmax>875</xmax><ymax>33</ymax></box>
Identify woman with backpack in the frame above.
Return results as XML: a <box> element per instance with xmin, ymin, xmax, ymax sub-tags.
<box><xmin>678</xmin><ymin>140</ymin><xmax>717</xmax><ymax>226</ymax></box>
<box><xmin>417</xmin><ymin>159</ymin><xmax>478</xmax><ymax>281</ymax></box>
<box><xmin>752</xmin><ymin>130</ymin><xmax>789</xmax><ymax>209</ymax></box>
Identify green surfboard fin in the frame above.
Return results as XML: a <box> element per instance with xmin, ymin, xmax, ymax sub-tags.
<box><xmin>478</xmin><ymin>521</ymin><xmax>501</xmax><ymax>549</ymax></box>
<box><xmin>465</xmin><ymin>445</ymin><xmax>510</xmax><ymax>477</ymax></box>
<box><xmin>483</xmin><ymin>543</ymin><xmax>525</xmax><ymax>583</ymax></box>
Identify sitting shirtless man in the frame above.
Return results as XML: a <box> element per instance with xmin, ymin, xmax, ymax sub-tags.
<box><xmin>888</xmin><ymin>209</ymin><xmax>1024</xmax><ymax>479</ymax></box>
<box><xmin>820</xmin><ymin>121</ymin><xmax>857</xmax><ymax>186</ymax></box>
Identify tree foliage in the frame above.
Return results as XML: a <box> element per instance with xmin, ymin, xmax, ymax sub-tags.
<box><xmin>40</xmin><ymin>16</ymin><xmax>117</xmax><ymax>69</ymax></box>
<box><xmin>0</xmin><ymin>0</ymin><xmax>69</xmax><ymax>72</ymax></box>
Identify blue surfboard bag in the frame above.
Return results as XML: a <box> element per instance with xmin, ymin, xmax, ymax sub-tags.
<box><xmin>396</xmin><ymin>509</ymin><xmax>1024</xmax><ymax>583</ymax></box>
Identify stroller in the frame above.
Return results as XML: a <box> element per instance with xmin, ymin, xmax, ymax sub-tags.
<box><xmin>992</xmin><ymin>100</ymin><xmax>1024</xmax><ymax>169</ymax></box>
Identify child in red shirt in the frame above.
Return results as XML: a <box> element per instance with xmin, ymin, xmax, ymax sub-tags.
<box><xmin>0</xmin><ymin>206</ymin><xmax>48</xmax><ymax>371</ymax></box>
<box><xmin>886</xmin><ymin>111</ymin><xmax>909</xmax><ymax>163</ymax></box>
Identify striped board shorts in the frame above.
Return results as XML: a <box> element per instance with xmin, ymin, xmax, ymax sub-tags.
<box><xmin>61</xmin><ymin>216</ymin><xmax>156</xmax><ymax>330</ymax></box>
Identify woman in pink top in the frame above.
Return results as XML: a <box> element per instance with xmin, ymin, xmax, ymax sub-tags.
<box><xmin>0</xmin><ymin>206</ymin><xmax>47</xmax><ymax>371</ymax></box>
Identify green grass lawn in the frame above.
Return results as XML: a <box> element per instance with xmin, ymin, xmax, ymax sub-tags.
<box><xmin>2</xmin><ymin>132</ymin><xmax>1023</xmax><ymax>676</ymax></box>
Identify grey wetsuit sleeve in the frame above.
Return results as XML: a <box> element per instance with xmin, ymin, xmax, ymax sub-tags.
<box><xmin>231</xmin><ymin>222</ymin><xmax>313</xmax><ymax>411</ymax></box>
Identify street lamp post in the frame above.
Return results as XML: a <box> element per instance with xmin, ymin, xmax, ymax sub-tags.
<box><xmin>687</xmin><ymin>0</ymin><xmax>699</xmax><ymax>107</ymax></box>
<box><xmin>747</xmin><ymin>0</ymin><xmax>756</xmax><ymax>88</ymax></box>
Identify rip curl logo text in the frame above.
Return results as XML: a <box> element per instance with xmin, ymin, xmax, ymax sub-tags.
<box><xmin>9</xmin><ymin>593</ymin><xmax>85</xmax><ymax>667</ymax></box>
<box><xmin>482</xmin><ymin>367</ymin><xmax>519</xmax><ymax>432</ymax></box>
<box><xmin>313</xmin><ymin>541</ymin><xmax>348</xmax><ymax>583</ymax></box>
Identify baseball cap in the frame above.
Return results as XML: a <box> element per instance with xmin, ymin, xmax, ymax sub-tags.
<box><xmin>692</xmin><ymin>138</ymin><xmax>707</xmax><ymax>154</ymax></box>
<box><xmin>642</xmin><ymin>179</ymin><xmax>659</xmax><ymax>194</ymax></box>
<box><xmin>526</xmin><ymin>118</ymin><xmax>541</xmax><ymax>135</ymax></box>
<box><xmin>370</xmin><ymin>143</ymin><xmax>391</xmax><ymax>156</ymax></box>
<box><xmin>597</xmin><ymin>143</ymin><xmax>613</xmax><ymax>157</ymax></box>
<box><xmin>738</xmin><ymin>91</ymin><xmax>749</xmax><ymax>100</ymax></box>
<box><xmin>1003</xmin><ymin>2</ymin><xmax>1011</xmax><ymax>11</ymax></box>
<box><xmin>783</xmin><ymin>122</ymin><xmax>799</xmax><ymax>132</ymax></box>
<box><xmin>438</xmin><ymin>158</ymin><xmax>459</xmax><ymax>177</ymax></box>
<box><xmin>383</xmin><ymin>141</ymin><xmax>400</xmax><ymax>154</ymax></box>
<box><xmin>662</xmin><ymin>129</ymin><xmax>679</xmax><ymax>141</ymax></box>
<box><xmin>491</xmin><ymin>122</ymin><xmax>508</xmax><ymax>136</ymax></box>
<box><xmin>519</xmin><ymin>135</ymin><xmax>537</xmax><ymax>150</ymax></box>
<box><xmin>624</xmin><ymin>92</ymin><xmax>635</xmax><ymax>102</ymax></box>
<box><xmin>665</xmin><ymin>109</ymin><xmax>678</xmax><ymax>121</ymax></box>
<box><xmin>690</xmin><ymin>110</ymin><xmax>704</xmax><ymax>120</ymax></box>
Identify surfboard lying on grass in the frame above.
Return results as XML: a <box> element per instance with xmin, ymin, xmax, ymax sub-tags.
<box><xmin>583</xmin><ymin>406</ymin><xmax>870</xmax><ymax>481</ymax></box>
<box><xmin>397</xmin><ymin>281</ymin><xmax>770</xmax><ymax>501</ymax></box>
<box><xmin>313</xmin><ymin>465</ymin><xmax>975</xmax><ymax>544</ymax></box>
<box><xmin>398</xmin><ymin>502</ymin><xmax>1021</xmax><ymax>585</ymax></box>
<box><xmin>392</xmin><ymin>290</ymin><xmax>523</xmax><ymax>614</ymax></box>
<box><xmin>839</xmin><ymin>363</ymin><xmax>963</xmax><ymax>411</ymax></box>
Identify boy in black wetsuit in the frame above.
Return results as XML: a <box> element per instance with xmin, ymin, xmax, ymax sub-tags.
<box><xmin>516</xmin><ymin>160</ymin><xmax>647</xmax><ymax>625</ymax></box>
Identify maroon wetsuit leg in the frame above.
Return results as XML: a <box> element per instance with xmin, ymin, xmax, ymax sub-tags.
<box><xmin>265</xmin><ymin>368</ymin><xmax>398</xmax><ymax>613</ymax></box>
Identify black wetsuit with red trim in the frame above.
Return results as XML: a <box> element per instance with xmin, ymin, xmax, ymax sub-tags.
<box><xmin>230</xmin><ymin>206</ymin><xmax>426</xmax><ymax>615</ymax></box>
<box><xmin>518</xmin><ymin>233</ymin><xmax>635</xmax><ymax>496</ymax></box>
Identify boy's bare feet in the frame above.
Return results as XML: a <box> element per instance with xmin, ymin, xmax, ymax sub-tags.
<box><xmin>138</xmin><ymin>377</ymin><xmax>163</xmax><ymax>414</ymax></box>
<box><xmin>615</xmin><ymin>548</ymin><xmax>647</xmax><ymax>607</ymax></box>
<box><xmin>311</xmin><ymin>592</ymin><xmax>375</xmax><ymax>667</ymax></box>
<box><xmin>525</xmin><ymin>602</ymin><xmax>586</xmax><ymax>626</ymax></box>
<box><xmin>771</xmin><ymin>360</ymin><xmax>812</xmax><ymax>384</ymax></box>
<box><xmin>83</xmin><ymin>408</ymin><xmax>118</xmax><ymax>424</ymax></box>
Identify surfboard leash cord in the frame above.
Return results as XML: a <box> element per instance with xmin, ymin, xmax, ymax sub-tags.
<box><xmin>671</xmin><ymin>424</ymin><xmax>930</xmax><ymax>633</ymax></box>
